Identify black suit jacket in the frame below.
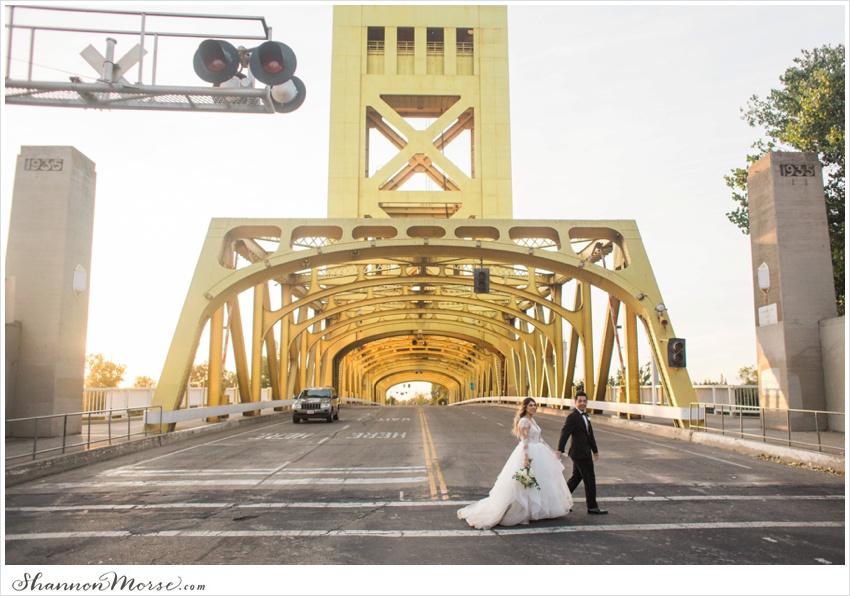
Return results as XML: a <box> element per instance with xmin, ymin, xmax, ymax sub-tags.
<box><xmin>557</xmin><ymin>408</ymin><xmax>598</xmax><ymax>460</ymax></box>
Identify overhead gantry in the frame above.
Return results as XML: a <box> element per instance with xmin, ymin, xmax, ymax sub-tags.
<box><xmin>150</xmin><ymin>218</ymin><xmax>696</xmax><ymax>428</ymax></box>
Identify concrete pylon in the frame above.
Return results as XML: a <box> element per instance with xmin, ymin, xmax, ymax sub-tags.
<box><xmin>4</xmin><ymin>146</ymin><xmax>96</xmax><ymax>436</ymax></box>
<box><xmin>747</xmin><ymin>152</ymin><xmax>836</xmax><ymax>430</ymax></box>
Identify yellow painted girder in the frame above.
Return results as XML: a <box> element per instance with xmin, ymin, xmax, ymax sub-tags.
<box><xmin>151</xmin><ymin>217</ymin><xmax>695</xmax><ymax>426</ymax></box>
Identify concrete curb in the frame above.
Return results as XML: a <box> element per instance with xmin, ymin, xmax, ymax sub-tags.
<box><xmin>4</xmin><ymin>411</ymin><xmax>287</xmax><ymax>487</ymax></box>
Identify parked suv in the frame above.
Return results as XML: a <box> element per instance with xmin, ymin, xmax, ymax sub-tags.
<box><xmin>292</xmin><ymin>387</ymin><xmax>340</xmax><ymax>423</ymax></box>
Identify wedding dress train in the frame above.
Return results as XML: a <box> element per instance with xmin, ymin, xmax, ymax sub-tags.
<box><xmin>457</xmin><ymin>417</ymin><xmax>573</xmax><ymax>529</ymax></box>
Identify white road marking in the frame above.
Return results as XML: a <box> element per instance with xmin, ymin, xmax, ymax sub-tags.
<box><xmin>7</xmin><ymin>501</ymin><xmax>466</xmax><ymax>513</ymax></box>
<box><xmin>36</xmin><ymin>477</ymin><xmax>431</xmax><ymax>488</ymax></box>
<box><xmin>604</xmin><ymin>494</ymin><xmax>844</xmax><ymax>502</ymax></box>
<box><xmin>6</xmin><ymin>494</ymin><xmax>842</xmax><ymax>513</ymax></box>
<box><xmin>109</xmin><ymin>468</ymin><xmax>281</xmax><ymax>476</ymax></box>
<box><xmin>106</xmin><ymin>465</ymin><xmax>427</xmax><ymax>478</ymax></box>
<box><xmin>111</xmin><ymin>421</ymin><xmax>291</xmax><ymax>471</ymax></box>
<box><xmin>263</xmin><ymin>477</ymin><xmax>429</xmax><ymax>485</ymax></box>
<box><xmin>5</xmin><ymin>521</ymin><xmax>843</xmax><ymax>541</ymax></box>
<box><xmin>814</xmin><ymin>558</ymin><xmax>833</xmax><ymax>564</ymax></box>
<box><xmin>762</xmin><ymin>537</ymin><xmax>778</xmax><ymax>543</ymax></box>
<box><xmin>35</xmin><ymin>464</ymin><xmax>432</xmax><ymax>489</ymax></box>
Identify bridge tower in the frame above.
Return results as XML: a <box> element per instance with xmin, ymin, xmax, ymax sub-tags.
<box><xmin>327</xmin><ymin>6</ymin><xmax>512</xmax><ymax>219</ymax></box>
<box><xmin>5</xmin><ymin>147</ymin><xmax>96</xmax><ymax>436</ymax></box>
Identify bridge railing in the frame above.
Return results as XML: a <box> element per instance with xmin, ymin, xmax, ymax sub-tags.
<box><xmin>7</xmin><ymin>397</ymin><xmax>377</xmax><ymax>463</ymax></box>
<box><xmin>5</xmin><ymin>406</ymin><xmax>163</xmax><ymax>462</ymax></box>
<box><xmin>688</xmin><ymin>402</ymin><xmax>844</xmax><ymax>455</ymax></box>
<box><xmin>450</xmin><ymin>395</ymin><xmax>692</xmax><ymax>420</ymax></box>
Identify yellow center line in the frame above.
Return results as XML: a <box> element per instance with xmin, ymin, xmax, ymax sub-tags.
<box><xmin>418</xmin><ymin>408</ymin><xmax>438</xmax><ymax>499</ymax></box>
<box><xmin>419</xmin><ymin>408</ymin><xmax>449</xmax><ymax>500</ymax></box>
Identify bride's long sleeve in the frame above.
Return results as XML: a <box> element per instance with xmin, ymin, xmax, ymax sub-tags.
<box><xmin>518</xmin><ymin>419</ymin><xmax>531</xmax><ymax>455</ymax></box>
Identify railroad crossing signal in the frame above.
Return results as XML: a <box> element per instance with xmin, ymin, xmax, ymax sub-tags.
<box><xmin>667</xmin><ymin>338</ymin><xmax>686</xmax><ymax>368</ymax></box>
<box><xmin>193</xmin><ymin>39</ymin><xmax>306</xmax><ymax>113</ymax></box>
<box><xmin>80</xmin><ymin>41</ymin><xmax>146</xmax><ymax>84</ymax></box>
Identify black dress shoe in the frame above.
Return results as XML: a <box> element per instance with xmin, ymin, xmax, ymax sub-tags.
<box><xmin>587</xmin><ymin>507</ymin><xmax>608</xmax><ymax>514</ymax></box>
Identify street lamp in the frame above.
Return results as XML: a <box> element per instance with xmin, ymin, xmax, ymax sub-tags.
<box><xmin>757</xmin><ymin>262</ymin><xmax>770</xmax><ymax>302</ymax></box>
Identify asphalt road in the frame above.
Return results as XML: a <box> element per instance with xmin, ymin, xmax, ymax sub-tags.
<box><xmin>4</xmin><ymin>404</ymin><xmax>846</xmax><ymax>591</ymax></box>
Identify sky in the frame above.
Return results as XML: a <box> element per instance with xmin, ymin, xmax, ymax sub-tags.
<box><xmin>1</xmin><ymin>2</ymin><xmax>847</xmax><ymax>393</ymax></box>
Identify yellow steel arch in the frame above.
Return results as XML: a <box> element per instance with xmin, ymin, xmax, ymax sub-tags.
<box><xmin>151</xmin><ymin>218</ymin><xmax>695</xmax><ymax>428</ymax></box>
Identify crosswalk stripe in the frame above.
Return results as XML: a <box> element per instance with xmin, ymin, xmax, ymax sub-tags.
<box><xmin>5</xmin><ymin>521</ymin><xmax>844</xmax><ymax>541</ymax></box>
<box><xmin>6</xmin><ymin>494</ymin><xmax>842</xmax><ymax>513</ymax></box>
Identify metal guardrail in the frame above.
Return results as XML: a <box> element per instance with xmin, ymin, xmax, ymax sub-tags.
<box><xmin>451</xmin><ymin>395</ymin><xmax>690</xmax><ymax>420</ymax></box>
<box><xmin>7</xmin><ymin>398</ymin><xmax>376</xmax><ymax>464</ymax></box>
<box><xmin>5</xmin><ymin>406</ymin><xmax>163</xmax><ymax>462</ymax></box>
<box><xmin>688</xmin><ymin>402</ymin><xmax>844</xmax><ymax>455</ymax></box>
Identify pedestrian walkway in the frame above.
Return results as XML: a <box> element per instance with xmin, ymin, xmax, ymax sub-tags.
<box><xmin>628</xmin><ymin>412</ymin><xmax>844</xmax><ymax>456</ymax></box>
<box><xmin>4</xmin><ymin>408</ymin><xmax>279</xmax><ymax>465</ymax></box>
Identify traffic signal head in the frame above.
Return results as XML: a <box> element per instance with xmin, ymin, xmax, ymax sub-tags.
<box><xmin>249</xmin><ymin>41</ymin><xmax>297</xmax><ymax>85</ymax></box>
<box><xmin>193</xmin><ymin>40</ymin><xmax>242</xmax><ymax>84</ymax></box>
<box><xmin>667</xmin><ymin>338</ymin><xmax>686</xmax><ymax>368</ymax></box>
<box><xmin>473</xmin><ymin>268</ymin><xmax>490</xmax><ymax>294</ymax></box>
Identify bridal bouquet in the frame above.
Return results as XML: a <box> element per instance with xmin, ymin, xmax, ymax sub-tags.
<box><xmin>513</xmin><ymin>460</ymin><xmax>540</xmax><ymax>490</ymax></box>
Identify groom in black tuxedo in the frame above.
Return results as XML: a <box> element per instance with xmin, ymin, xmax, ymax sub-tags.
<box><xmin>555</xmin><ymin>391</ymin><xmax>608</xmax><ymax>514</ymax></box>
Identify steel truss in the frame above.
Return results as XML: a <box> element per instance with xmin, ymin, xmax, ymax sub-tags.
<box><xmin>150</xmin><ymin>218</ymin><xmax>696</xmax><ymax>429</ymax></box>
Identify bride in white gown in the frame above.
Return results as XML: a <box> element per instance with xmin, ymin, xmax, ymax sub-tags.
<box><xmin>458</xmin><ymin>398</ymin><xmax>573</xmax><ymax>529</ymax></box>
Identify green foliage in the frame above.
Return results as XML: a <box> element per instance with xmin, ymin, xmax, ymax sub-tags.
<box><xmin>85</xmin><ymin>353</ymin><xmax>127</xmax><ymax>388</ymax></box>
<box><xmin>608</xmin><ymin>362</ymin><xmax>653</xmax><ymax>387</ymax></box>
<box><xmin>725</xmin><ymin>44</ymin><xmax>845</xmax><ymax>315</ymax></box>
<box><xmin>260</xmin><ymin>355</ymin><xmax>272</xmax><ymax>388</ymax></box>
<box><xmin>222</xmin><ymin>370</ymin><xmax>237</xmax><ymax>389</ymax></box>
<box><xmin>190</xmin><ymin>362</ymin><xmax>237</xmax><ymax>388</ymax></box>
<box><xmin>698</xmin><ymin>374</ymin><xmax>727</xmax><ymax>386</ymax></box>
<box><xmin>737</xmin><ymin>365</ymin><xmax>759</xmax><ymax>385</ymax></box>
<box><xmin>189</xmin><ymin>362</ymin><xmax>208</xmax><ymax>387</ymax></box>
<box><xmin>133</xmin><ymin>375</ymin><xmax>156</xmax><ymax>388</ymax></box>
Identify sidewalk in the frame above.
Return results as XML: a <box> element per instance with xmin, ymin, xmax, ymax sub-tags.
<box><xmin>533</xmin><ymin>406</ymin><xmax>845</xmax><ymax>474</ymax></box>
<box><xmin>4</xmin><ymin>409</ymin><xmax>278</xmax><ymax>466</ymax></box>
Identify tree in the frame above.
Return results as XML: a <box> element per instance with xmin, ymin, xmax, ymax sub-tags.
<box><xmin>698</xmin><ymin>374</ymin><xmax>727</xmax><ymax>386</ymax></box>
<box><xmin>725</xmin><ymin>44</ymin><xmax>845</xmax><ymax>315</ymax></box>
<box><xmin>189</xmin><ymin>362</ymin><xmax>209</xmax><ymax>387</ymax></box>
<box><xmin>259</xmin><ymin>355</ymin><xmax>272</xmax><ymax>389</ymax></box>
<box><xmin>133</xmin><ymin>375</ymin><xmax>156</xmax><ymax>388</ymax></box>
<box><xmin>85</xmin><ymin>353</ymin><xmax>127</xmax><ymax>388</ymax></box>
<box><xmin>190</xmin><ymin>362</ymin><xmax>237</xmax><ymax>388</ymax></box>
<box><xmin>222</xmin><ymin>370</ymin><xmax>237</xmax><ymax>389</ymax></box>
<box><xmin>737</xmin><ymin>365</ymin><xmax>758</xmax><ymax>386</ymax></box>
<box><xmin>608</xmin><ymin>362</ymin><xmax>652</xmax><ymax>387</ymax></box>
